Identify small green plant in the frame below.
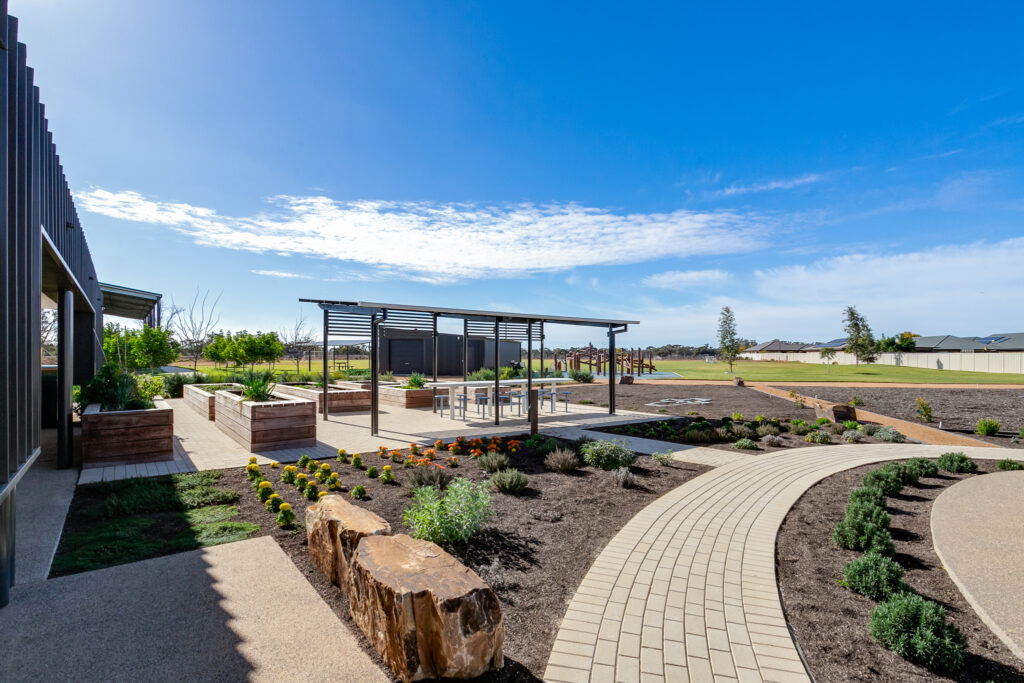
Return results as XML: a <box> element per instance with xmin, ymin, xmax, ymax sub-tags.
<box><xmin>297</xmin><ymin>454</ymin><xmax>311</xmax><ymax>468</ymax></box>
<box><xmin>761</xmin><ymin>434</ymin><xmax>786</xmax><ymax>448</ymax></box>
<box><xmin>651</xmin><ymin>450</ymin><xmax>675</xmax><ymax>466</ymax></box>
<box><xmin>914</xmin><ymin>397</ymin><xmax>932</xmax><ymax>422</ymax></box>
<box><xmin>731</xmin><ymin>423</ymin><xmax>756</xmax><ymax>439</ymax></box>
<box><xmin>351</xmin><ymin>454</ymin><xmax>364</xmax><ymax>469</ymax></box>
<box><xmin>842</xmin><ymin>420</ymin><xmax>860</xmax><ymax>430</ymax></box>
<box><xmin>754</xmin><ymin>414</ymin><xmax>767</xmax><ymax>423</ymax></box>
<box><xmin>790</xmin><ymin>418</ymin><xmax>808</xmax><ymax>426</ymax></box>
<box><xmin>997</xmin><ymin>458</ymin><xmax>1023</xmax><ymax>471</ymax></box>
<box><xmin>238</xmin><ymin>369</ymin><xmax>277</xmax><ymax>402</ymax></box>
<box><xmin>905</xmin><ymin>457</ymin><xmax>938</xmax><ymax>479</ymax></box>
<box><xmin>731</xmin><ymin>412</ymin><xmax>743</xmax><ymax>421</ymax></box>
<box><xmin>733</xmin><ymin>438</ymin><xmax>759</xmax><ymax>450</ymax></box>
<box><xmin>805</xmin><ymin>431</ymin><xmax>831</xmax><ymax>444</ymax></box>
<box><xmin>842</xmin><ymin>553</ymin><xmax>911</xmax><ymax>601</ymax></box>
<box><xmin>849</xmin><ymin>395</ymin><xmax>864</xmax><ymax>406</ymax></box>
<box><xmin>790</xmin><ymin>423</ymin><xmax>811</xmax><ymax>436</ymax></box>
<box><xmin>937</xmin><ymin>451</ymin><xmax>977</xmax><ymax>474</ymax></box>
<box><xmin>407</xmin><ymin>465</ymin><xmax>453</xmax><ymax>489</ymax></box>
<box><xmin>378</xmin><ymin>465</ymin><xmax>396</xmax><ymax>483</ymax></box>
<box><xmin>336</xmin><ymin>449</ymin><xmax>349</xmax><ymax>463</ymax></box>
<box><xmin>402</xmin><ymin>478</ymin><xmax>492</xmax><ymax>543</ymax></box>
<box><xmin>265</xmin><ymin>493</ymin><xmax>283</xmax><ymax>513</ymax></box>
<box><xmin>816</xmin><ymin>417</ymin><xmax>832</xmax><ymax>425</ymax></box>
<box><xmin>276</xmin><ymin>502</ymin><xmax>295</xmax><ymax>527</ymax></box>
<box><xmin>545</xmin><ymin>448</ymin><xmax>580</xmax><ymax>473</ymax></box>
<box><xmin>870</xmin><ymin>593</ymin><xmax>967</xmax><ymax>672</ymax></box>
<box><xmin>281</xmin><ymin>465</ymin><xmax>297</xmax><ymax>485</ymax></box>
<box><xmin>568</xmin><ymin>369</ymin><xmax>595</xmax><ymax>383</ymax></box>
<box><xmin>756</xmin><ymin>424</ymin><xmax>780</xmax><ymax>437</ymax></box>
<box><xmin>863</xmin><ymin>469</ymin><xmax>903</xmax><ymax>496</ymax></box>
<box><xmin>490</xmin><ymin>468</ymin><xmax>528</xmax><ymax>494</ymax></box>
<box><xmin>874</xmin><ymin>426</ymin><xmax>906</xmax><ymax>443</ymax></box>
<box><xmin>303</xmin><ymin>481</ymin><xmax>319</xmax><ymax>500</ymax></box>
<box><xmin>366</xmin><ymin>466</ymin><xmax>378</xmax><ymax>479</ymax></box>
<box><xmin>611</xmin><ymin>467</ymin><xmax>637</xmax><ymax>488</ymax></box>
<box><xmin>477</xmin><ymin>452</ymin><xmax>510</xmax><ymax>473</ymax></box>
<box><xmin>976</xmin><ymin>418</ymin><xmax>1000</xmax><ymax>436</ymax></box>
<box><xmin>580</xmin><ymin>440</ymin><xmax>637</xmax><ymax>470</ymax></box>
<box><xmin>350</xmin><ymin>485</ymin><xmax>367</xmax><ymax>500</ymax></box>
<box><xmin>850</xmin><ymin>486</ymin><xmax>886</xmax><ymax>508</ymax></box>
<box><xmin>832</xmin><ymin>517</ymin><xmax>894</xmax><ymax>555</ymax></box>
<box><xmin>256</xmin><ymin>480</ymin><xmax>274</xmax><ymax>503</ymax></box>
<box><xmin>844</xmin><ymin>500</ymin><xmax>890</xmax><ymax>529</ymax></box>
<box><xmin>403</xmin><ymin>372</ymin><xmax>426</xmax><ymax>389</ymax></box>
<box><xmin>842</xmin><ymin>430</ymin><xmax>864</xmax><ymax>443</ymax></box>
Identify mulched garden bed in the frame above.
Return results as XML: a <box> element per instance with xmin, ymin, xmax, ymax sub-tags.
<box><xmin>784</xmin><ymin>386</ymin><xmax>1024</xmax><ymax>449</ymax></box>
<box><xmin>224</xmin><ymin>437</ymin><xmax>711</xmax><ymax>681</ymax></box>
<box><xmin>570</xmin><ymin>383</ymin><xmax>820</xmax><ymax>420</ymax></box>
<box><xmin>777</xmin><ymin>459</ymin><xmax>1024</xmax><ymax>682</ymax></box>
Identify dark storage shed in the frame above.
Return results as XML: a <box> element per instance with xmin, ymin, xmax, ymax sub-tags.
<box><xmin>380</xmin><ymin>328</ymin><xmax>520</xmax><ymax>375</ymax></box>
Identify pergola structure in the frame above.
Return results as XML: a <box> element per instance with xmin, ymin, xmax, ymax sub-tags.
<box><xmin>300</xmin><ymin>299</ymin><xmax>638</xmax><ymax>435</ymax></box>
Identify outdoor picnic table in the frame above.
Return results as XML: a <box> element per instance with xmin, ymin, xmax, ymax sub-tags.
<box><xmin>425</xmin><ymin>378</ymin><xmax>575</xmax><ymax>417</ymax></box>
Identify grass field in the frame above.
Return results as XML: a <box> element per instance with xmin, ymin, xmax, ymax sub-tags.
<box><xmin>653</xmin><ymin>359</ymin><xmax>1024</xmax><ymax>384</ymax></box>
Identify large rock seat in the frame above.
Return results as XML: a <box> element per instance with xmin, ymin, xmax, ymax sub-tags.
<box><xmin>348</xmin><ymin>534</ymin><xmax>504</xmax><ymax>681</ymax></box>
<box><xmin>306</xmin><ymin>496</ymin><xmax>391</xmax><ymax>590</ymax></box>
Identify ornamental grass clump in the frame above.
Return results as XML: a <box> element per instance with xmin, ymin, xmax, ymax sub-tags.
<box><xmin>545</xmin><ymin>448</ymin><xmax>580</xmax><ymax>473</ymax></box>
<box><xmin>731</xmin><ymin>423</ymin><xmax>756</xmax><ymax>439</ymax></box>
<box><xmin>477</xmin><ymin>452</ymin><xmax>510</xmax><ymax>473</ymax></box>
<box><xmin>870</xmin><ymin>593</ymin><xmax>967</xmax><ymax>673</ymax></box>
<box><xmin>937</xmin><ymin>451</ymin><xmax>977</xmax><ymax>474</ymax></box>
<box><xmin>976</xmin><ymin>418</ymin><xmax>999</xmax><ymax>436</ymax></box>
<box><xmin>581</xmin><ymin>440</ymin><xmax>637</xmax><ymax>470</ymax></box>
<box><xmin>760</xmin><ymin>434</ymin><xmax>786</xmax><ymax>448</ymax></box>
<box><xmin>402</xmin><ymin>478</ymin><xmax>492</xmax><ymax>544</ymax></box>
<box><xmin>733</xmin><ymin>438</ymin><xmax>758</xmax><ymax>450</ymax></box>
<box><xmin>843</xmin><ymin>420</ymin><xmax>860</xmax><ymax>430</ymax></box>
<box><xmin>407</xmin><ymin>464</ymin><xmax>452</xmax><ymax>490</ymax></box>
<box><xmin>276</xmin><ymin>502</ymin><xmax>294</xmax><ymax>527</ymax></box>
<box><xmin>905</xmin><ymin>457</ymin><xmax>939</xmax><ymax>479</ymax></box>
<box><xmin>805</xmin><ymin>431</ymin><xmax>831</xmax><ymax>444</ymax></box>
<box><xmin>998</xmin><ymin>458</ymin><xmax>1024</xmax><ymax>471</ymax></box>
<box><xmin>490</xmin><ymin>468</ymin><xmax>528</xmax><ymax>494</ymax></box>
<box><xmin>755</xmin><ymin>423</ymin><xmax>781</xmax><ymax>437</ymax></box>
<box><xmin>611</xmin><ymin>467</ymin><xmax>636</xmax><ymax>488</ymax></box>
<box><xmin>790</xmin><ymin>423</ymin><xmax>812</xmax><ymax>436</ymax></box>
<box><xmin>842</xmin><ymin>553</ymin><xmax>912</xmax><ymax>602</ymax></box>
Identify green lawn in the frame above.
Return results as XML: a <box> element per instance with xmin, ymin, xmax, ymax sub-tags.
<box><xmin>653</xmin><ymin>359</ymin><xmax>1024</xmax><ymax>384</ymax></box>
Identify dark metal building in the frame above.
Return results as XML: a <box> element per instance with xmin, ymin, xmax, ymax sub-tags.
<box><xmin>379</xmin><ymin>328</ymin><xmax>521</xmax><ymax>376</ymax></box>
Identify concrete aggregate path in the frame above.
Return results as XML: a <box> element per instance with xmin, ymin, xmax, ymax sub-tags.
<box><xmin>544</xmin><ymin>444</ymin><xmax>1007</xmax><ymax>683</ymax></box>
<box><xmin>932</xmin><ymin>470</ymin><xmax>1024</xmax><ymax>662</ymax></box>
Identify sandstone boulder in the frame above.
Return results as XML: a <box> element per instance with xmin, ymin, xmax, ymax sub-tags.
<box><xmin>619</xmin><ymin>375</ymin><xmax>634</xmax><ymax>385</ymax></box>
<box><xmin>349</xmin><ymin>534</ymin><xmax>504</xmax><ymax>681</ymax></box>
<box><xmin>306</xmin><ymin>495</ymin><xmax>391</xmax><ymax>590</ymax></box>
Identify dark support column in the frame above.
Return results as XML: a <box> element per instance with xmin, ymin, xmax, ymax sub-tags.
<box><xmin>431</xmin><ymin>313</ymin><xmax>438</xmax><ymax>413</ymax></box>
<box><xmin>322</xmin><ymin>309</ymin><xmax>329</xmax><ymax>421</ymax></box>
<box><xmin>0</xmin><ymin>492</ymin><xmax>14</xmax><ymax>607</ymax></box>
<box><xmin>462</xmin><ymin>319</ymin><xmax>468</xmax><ymax>380</ymax></box>
<box><xmin>493</xmin><ymin>317</ymin><xmax>500</xmax><ymax>426</ymax></box>
<box><xmin>56</xmin><ymin>288</ymin><xmax>73</xmax><ymax>469</ymax></box>
<box><xmin>527</xmin><ymin>322</ymin><xmax>536</xmax><ymax>435</ymax></box>
<box><xmin>370</xmin><ymin>313</ymin><xmax>379</xmax><ymax>436</ymax></box>
<box><xmin>607</xmin><ymin>324</ymin><xmax>616</xmax><ymax>415</ymax></box>
<box><xmin>539</xmin><ymin>322</ymin><xmax>544</xmax><ymax>378</ymax></box>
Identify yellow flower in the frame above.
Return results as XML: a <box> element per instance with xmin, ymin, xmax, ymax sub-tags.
<box><xmin>268</xmin><ymin>493</ymin><xmax>280</xmax><ymax>500</ymax></box>
<box><xmin>270</xmin><ymin>461</ymin><xmax>280</xmax><ymax>469</ymax></box>
<box><xmin>279</xmin><ymin>503</ymin><xmax>291</xmax><ymax>511</ymax></box>
<box><xmin>383</xmin><ymin>465</ymin><xmax>391</xmax><ymax>472</ymax></box>
<box><xmin>297</xmin><ymin>473</ymin><xmax>308</xmax><ymax>480</ymax></box>
<box><xmin>318</xmin><ymin>491</ymin><xmax>328</xmax><ymax>498</ymax></box>
<box><xmin>248</xmin><ymin>456</ymin><xmax>257</xmax><ymax>464</ymax></box>
<box><xmin>258</xmin><ymin>480</ymin><xmax>272</xmax><ymax>489</ymax></box>
<box><xmin>337</xmin><ymin>448</ymin><xmax>346</xmax><ymax>456</ymax></box>
<box><xmin>320</xmin><ymin>463</ymin><xmax>331</xmax><ymax>471</ymax></box>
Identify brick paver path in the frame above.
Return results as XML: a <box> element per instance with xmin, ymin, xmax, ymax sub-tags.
<box><xmin>544</xmin><ymin>444</ymin><xmax>1007</xmax><ymax>683</ymax></box>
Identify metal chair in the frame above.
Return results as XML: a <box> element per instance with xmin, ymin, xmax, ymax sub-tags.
<box><xmin>539</xmin><ymin>388</ymin><xmax>557</xmax><ymax>412</ymax></box>
<box><xmin>433</xmin><ymin>393</ymin><xmax>450</xmax><ymax>418</ymax></box>
<box><xmin>473</xmin><ymin>393</ymin><xmax>490</xmax><ymax>418</ymax></box>
<box><xmin>507</xmin><ymin>391</ymin><xmax>526</xmax><ymax>416</ymax></box>
<box><xmin>557</xmin><ymin>390</ymin><xmax>573</xmax><ymax>412</ymax></box>
<box><xmin>454</xmin><ymin>394</ymin><xmax>470</xmax><ymax>421</ymax></box>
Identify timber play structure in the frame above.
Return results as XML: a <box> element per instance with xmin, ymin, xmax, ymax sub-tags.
<box><xmin>554</xmin><ymin>346</ymin><xmax>657</xmax><ymax>376</ymax></box>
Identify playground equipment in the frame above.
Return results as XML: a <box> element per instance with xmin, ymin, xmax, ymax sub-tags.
<box><xmin>555</xmin><ymin>345</ymin><xmax>657</xmax><ymax>376</ymax></box>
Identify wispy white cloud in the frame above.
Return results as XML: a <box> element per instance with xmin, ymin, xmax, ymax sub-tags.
<box><xmin>714</xmin><ymin>173</ymin><xmax>823</xmax><ymax>197</ymax></box>
<box><xmin>78</xmin><ymin>189</ymin><xmax>770</xmax><ymax>283</ymax></box>
<box><xmin>989</xmin><ymin>113</ymin><xmax>1024</xmax><ymax>126</ymax></box>
<box><xmin>251</xmin><ymin>269</ymin><xmax>312</xmax><ymax>279</ymax></box>
<box><xmin>642</xmin><ymin>269</ymin><xmax>730</xmax><ymax>290</ymax></box>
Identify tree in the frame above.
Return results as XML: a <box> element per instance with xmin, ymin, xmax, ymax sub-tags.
<box><xmin>102</xmin><ymin>323</ymin><xmax>179</xmax><ymax>372</ymax></box>
<box><xmin>41</xmin><ymin>309</ymin><xmax>58</xmax><ymax>360</ymax></box>
<box><xmin>843</xmin><ymin>306</ymin><xmax>878</xmax><ymax>366</ymax></box>
<box><xmin>819</xmin><ymin>347</ymin><xmax>837</xmax><ymax>373</ymax></box>
<box><xmin>717</xmin><ymin>306</ymin><xmax>740</xmax><ymax>372</ymax></box>
<box><xmin>171</xmin><ymin>289</ymin><xmax>222</xmax><ymax>370</ymax></box>
<box><xmin>279</xmin><ymin>314</ymin><xmax>316</xmax><ymax>373</ymax></box>
<box><xmin>203</xmin><ymin>331</ymin><xmax>232</xmax><ymax>368</ymax></box>
<box><xmin>879</xmin><ymin>332</ymin><xmax>917</xmax><ymax>353</ymax></box>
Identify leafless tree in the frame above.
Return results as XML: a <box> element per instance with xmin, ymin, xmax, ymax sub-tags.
<box><xmin>171</xmin><ymin>289</ymin><xmax>223</xmax><ymax>370</ymax></box>
<box><xmin>41</xmin><ymin>309</ymin><xmax>58</xmax><ymax>360</ymax></box>
<box><xmin>279</xmin><ymin>312</ymin><xmax>316</xmax><ymax>373</ymax></box>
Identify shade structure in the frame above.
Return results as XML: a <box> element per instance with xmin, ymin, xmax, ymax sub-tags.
<box><xmin>99</xmin><ymin>282</ymin><xmax>162</xmax><ymax>327</ymax></box>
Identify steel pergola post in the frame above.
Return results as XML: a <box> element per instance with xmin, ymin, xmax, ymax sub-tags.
<box><xmin>322</xmin><ymin>308</ymin><xmax>329</xmax><ymax>421</ymax></box>
<box><xmin>493</xmin><ymin>317</ymin><xmax>501</xmax><ymax>426</ymax></box>
<box><xmin>431</xmin><ymin>312</ymin><xmax>438</xmax><ymax>412</ymax></box>
<box><xmin>370</xmin><ymin>312</ymin><xmax>380</xmax><ymax>436</ymax></box>
<box><xmin>608</xmin><ymin>324</ymin><xmax>616</xmax><ymax>415</ymax></box>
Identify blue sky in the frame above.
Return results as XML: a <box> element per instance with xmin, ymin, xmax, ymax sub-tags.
<box><xmin>18</xmin><ymin>1</ymin><xmax>1024</xmax><ymax>346</ymax></box>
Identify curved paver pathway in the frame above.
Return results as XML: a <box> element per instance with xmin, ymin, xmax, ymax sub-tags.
<box><xmin>544</xmin><ymin>444</ymin><xmax>1008</xmax><ymax>683</ymax></box>
<box><xmin>932</xmin><ymin>470</ymin><xmax>1024</xmax><ymax>661</ymax></box>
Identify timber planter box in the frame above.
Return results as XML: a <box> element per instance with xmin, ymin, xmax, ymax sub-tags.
<box><xmin>274</xmin><ymin>383</ymin><xmax>371</xmax><ymax>414</ymax></box>
<box><xmin>81</xmin><ymin>401</ymin><xmax>174</xmax><ymax>465</ymax></box>
<box><xmin>183</xmin><ymin>383</ymin><xmax>242</xmax><ymax>420</ymax></box>
<box><xmin>214</xmin><ymin>390</ymin><xmax>317</xmax><ymax>452</ymax></box>
<box><xmin>377</xmin><ymin>385</ymin><xmax>436</xmax><ymax>409</ymax></box>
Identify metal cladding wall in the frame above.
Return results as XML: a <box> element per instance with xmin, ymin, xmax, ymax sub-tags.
<box><xmin>379</xmin><ymin>331</ymin><xmax>522</xmax><ymax>376</ymax></box>
<box><xmin>0</xmin><ymin>1</ymin><xmax>104</xmax><ymax>606</ymax></box>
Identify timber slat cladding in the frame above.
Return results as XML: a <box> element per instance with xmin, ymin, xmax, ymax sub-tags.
<box><xmin>214</xmin><ymin>391</ymin><xmax>316</xmax><ymax>452</ymax></box>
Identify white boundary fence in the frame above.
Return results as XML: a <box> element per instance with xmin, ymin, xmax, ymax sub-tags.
<box><xmin>740</xmin><ymin>351</ymin><xmax>1024</xmax><ymax>375</ymax></box>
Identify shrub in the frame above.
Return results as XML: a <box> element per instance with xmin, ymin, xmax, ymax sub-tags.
<box><xmin>545</xmin><ymin>448</ymin><xmax>580</xmax><ymax>473</ymax></box>
<box><xmin>568</xmin><ymin>369</ymin><xmax>595</xmax><ymax>383</ymax></box>
<box><xmin>350</xmin><ymin>485</ymin><xmax>367</xmax><ymax>500</ymax></box>
<box><xmin>874</xmin><ymin>426</ymin><xmax>906</xmax><ymax>443</ymax></box>
<box><xmin>870</xmin><ymin>593</ymin><xmax>967</xmax><ymax>673</ymax></box>
<box><xmin>937</xmin><ymin>452</ymin><xmax>977</xmax><ymax>474</ymax></box>
<box><xmin>379</xmin><ymin>465</ymin><xmax>396</xmax><ymax>483</ymax></box>
<box><xmin>850</xmin><ymin>486</ymin><xmax>886</xmax><ymax>508</ymax></box>
<box><xmin>845</xmin><ymin>500</ymin><xmax>890</xmax><ymax>529</ymax></box>
<box><xmin>276</xmin><ymin>502</ymin><xmax>294</xmax><ymax>527</ymax></box>
<box><xmin>843</xmin><ymin>553</ymin><xmax>911</xmax><ymax>601</ymax></box>
<box><xmin>404</xmin><ymin>372</ymin><xmax>426</xmax><ymax>389</ymax></box>
<box><xmin>863</xmin><ymin>469</ymin><xmax>903</xmax><ymax>496</ymax></box>
<box><xmin>651</xmin><ymin>450</ymin><xmax>675</xmax><ymax>466</ymax></box>
<box><xmin>828</xmin><ymin>423</ymin><xmax>847</xmax><ymax>435</ymax></box>
<box><xmin>402</xmin><ymin>478</ymin><xmax>492</xmax><ymax>543</ymax></box>
<box><xmin>754</xmin><ymin>414</ymin><xmax>768</xmax><ymax>423</ymax></box>
<box><xmin>850</xmin><ymin>395</ymin><xmax>864</xmax><ymax>406</ymax></box>
<box><xmin>997</xmin><ymin>458</ymin><xmax>1023</xmax><ymax>471</ymax></box>
<box><xmin>914</xmin><ymin>397</ymin><xmax>932</xmax><ymax>422</ymax></box>
<box><xmin>760</xmin><ymin>434</ymin><xmax>785</xmax><ymax>448</ymax></box>
<box><xmin>477</xmin><ymin>452</ymin><xmax>510</xmax><ymax>473</ymax></box>
<box><xmin>581</xmin><ymin>440</ymin><xmax>637</xmax><ymax>470</ymax></box>
<box><xmin>683</xmin><ymin>428</ymin><xmax>716</xmax><ymax>445</ymax></box>
<box><xmin>842</xmin><ymin>420</ymin><xmax>860</xmax><ymax>431</ymax></box>
<box><xmin>256</xmin><ymin>480</ymin><xmax>273</xmax><ymax>503</ymax></box>
<box><xmin>756</xmin><ymin>424</ymin><xmax>780</xmax><ymax>437</ymax></box>
<box><xmin>490</xmin><ymin>468</ymin><xmax>528</xmax><ymax>494</ymax></box>
<box><xmin>238</xmin><ymin>369</ymin><xmax>277</xmax><ymax>402</ymax></box>
<box><xmin>832</xmin><ymin>517</ymin><xmax>894</xmax><ymax>555</ymax></box>
<box><xmin>731</xmin><ymin>424</ymin><xmax>756</xmax><ymax>439</ymax></box>
<box><xmin>366</xmin><ymin>466</ymin><xmax>378</xmax><ymax>479</ymax></box>
<box><xmin>861</xmin><ymin>423</ymin><xmax>881</xmax><ymax>436</ymax></box>
<box><xmin>805</xmin><ymin>431</ymin><xmax>831</xmax><ymax>444</ymax></box>
<box><xmin>881</xmin><ymin>461</ymin><xmax>918</xmax><ymax>486</ymax></box>
<box><xmin>281</xmin><ymin>465</ymin><xmax>297</xmax><ymax>485</ymax></box>
<box><xmin>570</xmin><ymin>436</ymin><xmax>595</xmax><ymax>454</ymax></box>
<box><xmin>351</xmin><ymin>454</ymin><xmax>363</xmax><ymax>469</ymax></box>
<box><xmin>161</xmin><ymin>372</ymin><xmax>209</xmax><ymax>398</ymax></box>
<box><xmin>816</xmin><ymin>417</ymin><xmax>831</xmax><ymax>425</ymax></box>
<box><xmin>732</xmin><ymin>412</ymin><xmax>744</xmax><ymax>421</ymax></box>
<box><xmin>733</xmin><ymin>438</ymin><xmax>759</xmax><ymax>450</ymax></box>
<box><xmin>303</xmin><ymin>482</ymin><xmax>319</xmax><ymax>500</ymax></box>
<box><xmin>715</xmin><ymin>427</ymin><xmax>735</xmax><ymax>441</ymax></box>
<box><xmin>611</xmin><ymin>467</ymin><xmax>636</xmax><ymax>488</ymax></box>
<box><xmin>327</xmin><ymin>473</ymin><xmax>341</xmax><ymax>490</ymax></box>
<box><xmin>905</xmin><ymin>457</ymin><xmax>939</xmax><ymax>478</ymax></box>
<box><xmin>976</xmin><ymin>418</ymin><xmax>1000</xmax><ymax>436</ymax></box>
<box><xmin>265</xmin><ymin>493</ymin><xmax>283</xmax><ymax>513</ymax></box>
<box><xmin>407</xmin><ymin>464</ymin><xmax>453</xmax><ymax>490</ymax></box>
<box><xmin>843</xmin><ymin>430</ymin><xmax>864</xmax><ymax>443</ymax></box>
<box><xmin>135</xmin><ymin>374</ymin><xmax>165</xmax><ymax>401</ymax></box>
<box><xmin>790</xmin><ymin>424</ymin><xmax>811</xmax><ymax>436</ymax></box>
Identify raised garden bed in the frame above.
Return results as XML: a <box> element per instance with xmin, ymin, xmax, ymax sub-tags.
<box><xmin>785</xmin><ymin>386</ymin><xmax>1024</xmax><ymax>449</ymax></box>
<box><xmin>273</xmin><ymin>382</ymin><xmax>371</xmax><ymax>413</ymax></box>
<box><xmin>777</xmin><ymin>459</ymin><xmax>1024</xmax><ymax>681</ymax></box>
<box><xmin>182</xmin><ymin>383</ymin><xmax>242</xmax><ymax>420</ymax></box>
<box><xmin>81</xmin><ymin>401</ymin><xmax>174</xmax><ymax>466</ymax></box>
<box><xmin>214</xmin><ymin>390</ymin><xmax>316</xmax><ymax>452</ymax></box>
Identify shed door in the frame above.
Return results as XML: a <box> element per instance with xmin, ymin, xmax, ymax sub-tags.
<box><xmin>389</xmin><ymin>339</ymin><xmax>422</xmax><ymax>374</ymax></box>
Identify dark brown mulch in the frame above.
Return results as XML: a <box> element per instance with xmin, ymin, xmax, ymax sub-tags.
<box><xmin>777</xmin><ymin>459</ymin><xmax>1024</xmax><ymax>682</ymax></box>
<box><xmin>570</xmin><ymin>383</ymin><xmax>820</xmax><ymax>421</ymax></box>
<box><xmin>226</xmin><ymin>441</ymin><xmax>711</xmax><ymax>681</ymax></box>
<box><xmin>787</xmin><ymin>386</ymin><xmax>1024</xmax><ymax>449</ymax></box>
